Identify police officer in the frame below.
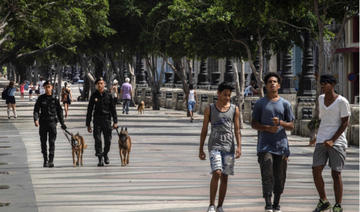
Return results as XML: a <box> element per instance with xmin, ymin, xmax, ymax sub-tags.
<box><xmin>33</xmin><ymin>80</ymin><xmax>67</xmax><ymax>168</ymax></box>
<box><xmin>86</xmin><ymin>77</ymin><xmax>118</xmax><ymax>166</ymax></box>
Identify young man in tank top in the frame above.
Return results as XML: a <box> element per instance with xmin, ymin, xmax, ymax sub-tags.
<box><xmin>251</xmin><ymin>73</ymin><xmax>295</xmax><ymax>212</ymax></box>
<box><xmin>199</xmin><ymin>82</ymin><xmax>242</xmax><ymax>212</ymax></box>
<box><xmin>312</xmin><ymin>75</ymin><xmax>350</xmax><ymax>212</ymax></box>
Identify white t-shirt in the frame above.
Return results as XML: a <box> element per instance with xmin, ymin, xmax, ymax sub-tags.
<box><xmin>38</xmin><ymin>80</ymin><xmax>45</xmax><ymax>95</ymax></box>
<box><xmin>188</xmin><ymin>90</ymin><xmax>195</xmax><ymax>102</ymax></box>
<box><xmin>316</xmin><ymin>94</ymin><xmax>351</xmax><ymax>148</ymax></box>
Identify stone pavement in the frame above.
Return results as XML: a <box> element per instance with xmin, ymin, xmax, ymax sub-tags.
<box><xmin>0</xmin><ymin>89</ymin><xmax>359</xmax><ymax>212</ymax></box>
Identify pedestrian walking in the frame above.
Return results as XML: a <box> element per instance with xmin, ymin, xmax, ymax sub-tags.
<box><xmin>244</xmin><ymin>80</ymin><xmax>259</xmax><ymax>97</ymax></box>
<box><xmin>86</xmin><ymin>77</ymin><xmax>118</xmax><ymax>166</ymax></box>
<box><xmin>61</xmin><ymin>82</ymin><xmax>72</xmax><ymax>118</ymax></box>
<box><xmin>5</xmin><ymin>81</ymin><xmax>18</xmax><ymax>119</ymax></box>
<box><xmin>111</xmin><ymin>79</ymin><xmax>119</xmax><ymax>105</ymax></box>
<box><xmin>33</xmin><ymin>80</ymin><xmax>67</xmax><ymax>168</ymax></box>
<box><xmin>312</xmin><ymin>75</ymin><xmax>351</xmax><ymax>212</ymax></box>
<box><xmin>199</xmin><ymin>82</ymin><xmax>242</xmax><ymax>212</ymax></box>
<box><xmin>185</xmin><ymin>84</ymin><xmax>197</xmax><ymax>122</ymax></box>
<box><xmin>120</xmin><ymin>77</ymin><xmax>132</xmax><ymax>114</ymax></box>
<box><xmin>20</xmin><ymin>82</ymin><xmax>25</xmax><ymax>99</ymax></box>
<box><xmin>29</xmin><ymin>82</ymin><xmax>34</xmax><ymax>101</ymax></box>
<box><xmin>251</xmin><ymin>72</ymin><xmax>295</xmax><ymax>212</ymax></box>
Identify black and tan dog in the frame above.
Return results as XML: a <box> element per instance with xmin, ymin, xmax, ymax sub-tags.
<box><xmin>137</xmin><ymin>101</ymin><xmax>145</xmax><ymax>114</ymax></box>
<box><xmin>70</xmin><ymin>133</ymin><xmax>87</xmax><ymax>167</ymax></box>
<box><xmin>116</xmin><ymin>127</ymin><xmax>132</xmax><ymax>166</ymax></box>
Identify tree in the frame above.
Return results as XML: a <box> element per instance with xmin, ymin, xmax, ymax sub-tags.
<box><xmin>0</xmin><ymin>0</ymin><xmax>113</xmax><ymax>84</ymax></box>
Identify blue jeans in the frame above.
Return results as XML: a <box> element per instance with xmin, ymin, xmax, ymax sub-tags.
<box><xmin>123</xmin><ymin>99</ymin><xmax>130</xmax><ymax>113</ymax></box>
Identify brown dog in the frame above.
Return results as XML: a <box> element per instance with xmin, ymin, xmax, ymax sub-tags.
<box><xmin>71</xmin><ymin>133</ymin><xmax>87</xmax><ymax>167</ymax></box>
<box><xmin>117</xmin><ymin>127</ymin><xmax>132</xmax><ymax>166</ymax></box>
<box><xmin>137</xmin><ymin>101</ymin><xmax>145</xmax><ymax>114</ymax></box>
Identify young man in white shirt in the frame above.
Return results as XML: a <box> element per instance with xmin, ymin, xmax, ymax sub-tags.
<box><xmin>312</xmin><ymin>74</ymin><xmax>351</xmax><ymax>212</ymax></box>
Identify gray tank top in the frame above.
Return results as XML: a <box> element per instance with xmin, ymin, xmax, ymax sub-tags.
<box><xmin>208</xmin><ymin>103</ymin><xmax>236</xmax><ymax>153</ymax></box>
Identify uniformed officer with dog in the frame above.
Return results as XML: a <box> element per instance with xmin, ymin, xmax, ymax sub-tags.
<box><xmin>34</xmin><ymin>80</ymin><xmax>67</xmax><ymax>168</ymax></box>
<box><xmin>86</xmin><ymin>77</ymin><xmax>118</xmax><ymax>166</ymax></box>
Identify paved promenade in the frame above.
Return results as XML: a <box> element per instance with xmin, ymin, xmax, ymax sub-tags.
<box><xmin>0</xmin><ymin>92</ymin><xmax>359</xmax><ymax>212</ymax></box>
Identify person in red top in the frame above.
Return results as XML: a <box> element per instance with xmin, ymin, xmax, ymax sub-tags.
<box><xmin>20</xmin><ymin>82</ymin><xmax>25</xmax><ymax>100</ymax></box>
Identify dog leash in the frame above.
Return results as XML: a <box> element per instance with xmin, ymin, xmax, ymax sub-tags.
<box><xmin>62</xmin><ymin>129</ymin><xmax>76</xmax><ymax>147</ymax></box>
<box><xmin>115</xmin><ymin>127</ymin><xmax>121</xmax><ymax>136</ymax></box>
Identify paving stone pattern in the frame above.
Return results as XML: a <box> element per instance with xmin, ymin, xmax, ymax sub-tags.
<box><xmin>0</xmin><ymin>89</ymin><xmax>358</xmax><ymax>212</ymax></box>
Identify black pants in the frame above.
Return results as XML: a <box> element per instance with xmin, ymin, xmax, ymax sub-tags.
<box><xmin>258</xmin><ymin>152</ymin><xmax>287</xmax><ymax>197</ymax></box>
<box><xmin>93</xmin><ymin>121</ymin><xmax>112</xmax><ymax>156</ymax></box>
<box><xmin>39</xmin><ymin>122</ymin><xmax>57</xmax><ymax>159</ymax></box>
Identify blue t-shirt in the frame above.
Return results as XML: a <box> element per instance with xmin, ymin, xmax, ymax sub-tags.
<box><xmin>252</xmin><ymin>97</ymin><xmax>294</xmax><ymax>156</ymax></box>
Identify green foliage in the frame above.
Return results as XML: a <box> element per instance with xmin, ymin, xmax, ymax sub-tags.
<box><xmin>0</xmin><ymin>0</ymin><xmax>113</xmax><ymax>65</ymax></box>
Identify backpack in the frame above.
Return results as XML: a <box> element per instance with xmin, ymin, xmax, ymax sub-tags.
<box><xmin>2</xmin><ymin>87</ymin><xmax>9</xmax><ymax>100</ymax></box>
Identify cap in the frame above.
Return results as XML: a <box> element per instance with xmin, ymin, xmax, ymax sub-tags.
<box><xmin>113</xmin><ymin>79</ymin><xmax>118</xmax><ymax>84</ymax></box>
<box><xmin>95</xmin><ymin>77</ymin><xmax>104</xmax><ymax>84</ymax></box>
<box><xmin>43</xmin><ymin>80</ymin><xmax>52</xmax><ymax>87</ymax></box>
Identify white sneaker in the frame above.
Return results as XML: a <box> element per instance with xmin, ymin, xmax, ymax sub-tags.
<box><xmin>207</xmin><ymin>205</ymin><xmax>216</xmax><ymax>212</ymax></box>
<box><xmin>216</xmin><ymin>206</ymin><xmax>224</xmax><ymax>212</ymax></box>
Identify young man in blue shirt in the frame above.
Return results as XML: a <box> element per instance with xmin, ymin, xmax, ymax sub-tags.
<box><xmin>252</xmin><ymin>73</ymin><xmax>295</xmax><ymax>212</ymax></box>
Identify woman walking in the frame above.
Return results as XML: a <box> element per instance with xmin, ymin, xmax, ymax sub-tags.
<box><xmin>6</xmin><ymin>81</ymin><xmax>17</xmax><ymax>119</ymax></box>
<box><xmin>61</xmin><ymin>82</ymin><xmax>72</xmax><ymax>118</ymax></box>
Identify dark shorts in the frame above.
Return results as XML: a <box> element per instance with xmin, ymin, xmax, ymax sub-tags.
<box><xmin>6</xmin><ymin>96</ymin><xmax>15</xmax><ymax>104</ymax></box>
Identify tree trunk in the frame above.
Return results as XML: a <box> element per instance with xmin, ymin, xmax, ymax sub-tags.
<box><xmin>232</xmin><ymin>59</ymin><xmax>245</xmax><ymax>129</ymax></box>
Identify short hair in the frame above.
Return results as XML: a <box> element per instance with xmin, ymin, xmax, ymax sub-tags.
<box><xmin>189</xmin><ymin>84</ymin><xmax>194</xmax><ymax>90</ymax></box>
<box><xmin>125</xmin><ymin>78</ymin><xmax>130</xmax><ymax>82</ymax></box>
<box><xmin>264</xmin><ymin>72</ymin><xmax>282</xmax><ymax>84</ymax></box>
<box><xmin>217</xmin><ymin>82</ymin><xmax>234</xmax><ymax>92</ymax></box>
<box><xmin>320</xmin><ymin>74</ymin><xmax>337</xmax><ymax>84</ymax></box>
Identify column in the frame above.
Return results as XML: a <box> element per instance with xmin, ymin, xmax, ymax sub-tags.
<box><xmin>135</xmin><ymin>55</ymin><xmax>147</xmax><ymax>86</ymax></box>
<box><xmin>209</xmin><ymin>58</ymin><xmax>220</xmax><ymax>89</ymax></box>
<box><xmin>197</xmin><ymin>59</ymin><xmax>210</xmax><ymax>88</ymax></box>
<box><xmin>224</xmin><ymin>58</ymin><xmax>234</xmax><ymax>84</ymax></box>
<box><xmin>298</xmin><ymin>32</ymin><xmax>317</xmax><ymax>97</ymax></box>
<box><xmin>279</xmin><ymin>50</ymin><xmax>296</xmax><ymax>94</ymax></box>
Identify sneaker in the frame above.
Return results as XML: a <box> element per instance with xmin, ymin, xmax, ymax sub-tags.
<box><xmin>273</xmin><ymin>204</ymin><xmax>281</xmax><ymax>212</ymax></box>
<box><xmin>313</xmin><ymin>199</ymin><xmax>331</xmax><ymax>212</ymax></box>
<box><xmin>207</xmin><ymin>205</ymin><xmax>216</xmax><ymax>212</ymax></box>
<box><xmin>216</xmin><ymin>206</ymin><xmax>224</xmax><ymax>212</ymax></box>
<box><xmin>265</xmin><ymin>204</ymin><xmax>273</xmax><ymax>212</ymax></box>
<box><xmin>332</xmin><ymin>203</ymin><xmax>343</xmax><ymax>212</ymax></box>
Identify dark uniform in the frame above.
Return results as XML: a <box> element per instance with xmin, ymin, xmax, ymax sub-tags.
<box><xmin>33</xmin><ymin>92</ymin><xmax>66</xmax><ymax>167</ymax></box>
<box><xmin>86</xmin><ymin>89</ymin><xmax>117</xmax><ymax>166</ymax></box>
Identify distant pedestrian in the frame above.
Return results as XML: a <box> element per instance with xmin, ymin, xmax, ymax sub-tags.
<box><xmin>5</xmin><ymin>81</ymin><xmax>18</xmax><ymax>119</ymax></box>
<box><xmin>199</xmin><ymin>82</ymin><xmax>242</xmax><ymax>212</ymax></box>
<box><xmin>244</xmin><ymin>80</ymin><xmax>259</xmax><ymax>97</ymax></box>
<box><xmin>312</xmin><ymin>75</ymin><xmax>351</xmax><ymax>212</ymax></box>
<box><xmin>61</xmin><ymin>82</ymin><xmax>72</xmax><ymax>118</ymax></box>
<box><xmin>29</xmin><ymin>82</ymin><xmax>34</xmax><ymax>101</ymax></box>
<box><xmin>37</xmin><ymin>77</ymin><xmax>45</xmax><ymax>95</ymax></box>
<box><xmin>120</xmin><ymin>77</ymin><xmax>132</xmax><ymax>114</ymax></box>
<box><xmin>251</xmin><ymin>72</ymin><xmax>295</xmax><ymax>212</ymax></box>
<box><xmin>86</xmin><ymin>77</ymin><xmax>118</xmax><ymax>166</ymax></box>
<box><xmin>20</xmin><ymin>82</ymin><xmax>25</xmax><ymax>99</ymax></box>
<box><xmin>33</xmin><ymin>80</ymin><xmax>67</xmax><ymax>168</ymax></box>
<box><xmin>185</xmin><ymin>84</ymin><xmax>197</xmax><ymax>122</ymax></box>
<box><xmin>111</xmin><ymin>79</ymin><xmax>119</xmax><ymax>105</ymax></box>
